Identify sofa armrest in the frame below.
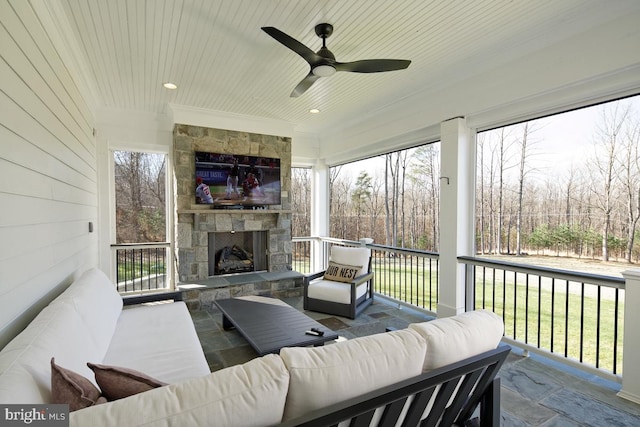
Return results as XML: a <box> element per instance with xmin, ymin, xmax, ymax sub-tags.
<box><xmin>277</xmin><ymin>345</ymin><xmax>509</xmax><ymax>427</ymax></box>
<box><xmin>122</xmin><ymin>291</ymin><xmax>183</xmax><ymax>306</ymax></box>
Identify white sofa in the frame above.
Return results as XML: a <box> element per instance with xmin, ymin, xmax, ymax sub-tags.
<box><xmin>0</xmin><ymin>268</ymin><xmax>210</xmax><ymax>406</ymax></box>
<box><xmin>0</xmin><ymin>267</ymin><xmax>505</xmax><ymax>426</ymax></box>
<box><xmin>69</xmin><ymin>308</ymin><xmax>505</xmax><ymax>426</ymax></box>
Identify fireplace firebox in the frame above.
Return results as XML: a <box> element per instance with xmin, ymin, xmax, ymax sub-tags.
<box><xmin>208</xmin><ymin>231</ymin><xmax>268</xmax><ymax>276</ymax></box>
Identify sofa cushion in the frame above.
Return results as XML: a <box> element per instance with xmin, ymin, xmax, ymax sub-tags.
<box><xmin>102</xmin><ymin>301</ymin><xmax>210</xmax><ymax>384</ymax></box>
<box><xmin>51</xmin><ymin>358</ymin><xmax>105</xmax><ymax>411</ymax></box>
<box><xmin>69</xmin><ymin>354</ymin><xmax>290</xmax><ymax>427</ymax></box>
<box><xmin>279</xmin><ymin>328</ymin><xmax>426</xmax><ymax>421</ymax></box>
<box><xmin>87</xmin><ymin>363</ymin><xmax>167</xmax><ymax>401</ymax></box>
<box><xmin>409</xmin><ymin>309</ymin><xmax>504</xmax><ymax>372</ymax></box>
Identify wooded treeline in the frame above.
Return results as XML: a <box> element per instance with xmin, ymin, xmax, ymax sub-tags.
<box><xmin>292</xmin><ymin>99</ymin><xmax>640</xmax><ymax>263</ymax></box>
<box><xmin>114</xmin><ymin>151</ymin><xmax>166</xmax><ymax>243</ymax></box>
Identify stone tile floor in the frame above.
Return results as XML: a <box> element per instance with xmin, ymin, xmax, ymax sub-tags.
<box><xmin>190</xmin><ymin>296</ymin><xmax>640</xmax><ymax>426</ymax></box>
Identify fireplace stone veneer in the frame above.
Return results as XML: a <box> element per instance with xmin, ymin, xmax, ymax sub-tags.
<box><xmin>173</xmin><ymin>124</ymin><xmax>293</xmax><ymax>285</ymax></box>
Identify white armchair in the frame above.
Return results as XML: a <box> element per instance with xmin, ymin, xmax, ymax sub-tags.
<box><xmin>303</xmin><ymin>246</ymin><xmax>374</xmax><ymax>319</ymax></box>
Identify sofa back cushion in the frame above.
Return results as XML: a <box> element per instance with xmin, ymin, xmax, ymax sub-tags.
<box><xmin>52</xmin><ymin>268</ymin><xmax>123</xmax><ymax>358</ymax></box>
<box><xmin>0</xmin><ymin>268</ymin><xmax>121</xmax><ymax>404</ymax></box>
<box><xmin>409</xmin><ymin>309</ymin><xmax>504</xmax><ymax>372</ymax></box>
<box><xmin>279</xmin><ymin>328</ymin><xmax>426</xmax><ymax>421</ymax></box>
<box><xmin>69</xmin><ymin>354</ymin><xmax>290</xmax><ymax>427</ymax></box>
<box><xmin>0</xmin><ymin>304</ymin><xmax>101</xmax><ymax>404</ymax></box>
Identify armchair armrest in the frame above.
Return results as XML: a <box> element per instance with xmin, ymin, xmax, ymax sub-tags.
<box><xmin>349</xmin><ymin>271</ymin><xmax>374</xmax><ymax>286</ymax></box>
<box><xmin>304</xmin><ymin>271</ymin><xmax>326</xmax><ymax>284</ymax></box>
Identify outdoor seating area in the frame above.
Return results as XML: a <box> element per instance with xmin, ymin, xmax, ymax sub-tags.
<box><xmin>2</xmin><ymin>2</ymin><xmax>640</xmax><ymax>426</ymax></box>
<box><xmin>191</xmin><ymin>295</ymin><xmax>640</xmax><ymax>426</ymax></box>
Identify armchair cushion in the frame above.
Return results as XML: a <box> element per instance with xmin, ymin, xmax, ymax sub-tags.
<box><xmin>329</xmin><ymin>246</ymin><xmax>370</xmax><ymax>276</ymax></box>
<box><xmin>323</xmin><ymin>261</ymin><xmax>363</xmax><ymax>282</ymax></box>
<box><xmin>307</xmin><ymin>278</ymin><xmax>370</xmax><ymax>304</ymax></box>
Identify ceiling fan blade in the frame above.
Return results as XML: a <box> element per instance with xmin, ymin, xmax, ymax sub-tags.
<box><xmin>335</xmin><ymin>59</ymin><xmax>411</xmax><ymax>73</ymax></box>
<box><xmin>261</xmin><ymin>27</ymin><xmax>321</xmax><ymax>65</ymax></box>
<box><xmin>290</xmin><ymin>73</ymin><xmax>321</xmax><ymax>97</ymax></box>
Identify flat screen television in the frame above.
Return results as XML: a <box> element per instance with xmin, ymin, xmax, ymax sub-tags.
<box><xmin>194</xmin><ymin>151</ymin><xmax>281</xmax><ymax>208</ymax></box>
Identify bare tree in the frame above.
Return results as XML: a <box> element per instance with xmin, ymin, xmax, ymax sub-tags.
<box><xmin>291</xmin><ymin>167</ymin><xmax>311</xmax><ymax>237</ymax></box>
<box><xmin>515</xmin><ymin>122</ymin><xmax>540</xmax><ymax>255</ymax></box>
<box><xmin>617</xmin><ymin>112</ymin><xmax>640</xmax><ymax>262</ymax></box>
<box><xmin>589</xmin><ymin>104</ymin><xmax>629</xmax><ymax>261</ymax></box>
<box><xmin>352</xmin><ymin>170</ymin><xmax>372</xmax><ymax>239</ymax></box>
<box><xmin>409</xmin><ymin>144</ymin><xmax>441</xmax><ymax>251</ymax></box>
<box><xmin>385</xmin><ymin>153</ymin><xmax>402</xmax><ymax>246</ymax></box>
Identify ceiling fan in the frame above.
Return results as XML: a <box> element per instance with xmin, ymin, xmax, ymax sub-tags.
<box><xmin>261</xmin><ymin>23</ymin><xmax>411</xmax><ymax>97</ymax></box>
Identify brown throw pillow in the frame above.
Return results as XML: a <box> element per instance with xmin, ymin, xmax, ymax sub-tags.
<box><xmin>323</xmin><ymin>261</ymin><xmax>362</xmax><ymax>283</ymax></box>
<box><xmin>87</xmin><ymin>362</ymin><xmax>167</xmax><ymax>401</ymax></box>
<box><xmin>51</xmin><ymin>358</ymin><xmax>105</xmax><ymax>411</ymax></box>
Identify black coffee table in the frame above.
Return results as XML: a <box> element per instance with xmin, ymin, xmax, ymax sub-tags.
<box><xmin>214</xmin><ymin>296</ymin><xmax>339</xmax><ymax>355</ymax></box>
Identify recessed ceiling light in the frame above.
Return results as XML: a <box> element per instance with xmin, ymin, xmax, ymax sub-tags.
<box><xmin>309</xmin><ymin>108</ymin><xmax>321</xmax><ymax>114</ymax></box>
<box><xmin>163</xmin><ymin>82</ymin><xmax>178</xmax><ymax>90</ymax></box>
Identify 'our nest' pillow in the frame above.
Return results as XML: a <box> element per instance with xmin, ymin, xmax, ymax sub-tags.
<box><xmin>323</xmin><ymin>261</ymin><xmax>362</xmax><ymax>283</ymax></box>
<box><xmin>87</xmin><ymin>363</ymin><xmax>167</xmax><ymax>401</ymax></box>
<box><xmin>51</xmin><ymin>358</ymin><xmax>106</xmax><ymax>411</ymax></box>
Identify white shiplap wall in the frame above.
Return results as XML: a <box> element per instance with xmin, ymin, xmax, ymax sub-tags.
<box><xmin>0</xmin><ymin>0</ymin><xmax>97</xmax><ymax>348</ymax></box>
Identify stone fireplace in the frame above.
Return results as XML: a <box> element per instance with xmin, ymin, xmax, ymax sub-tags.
<box><xmin>173</xmin><ymin>124</ymin><xmax>293</xmax><ymax>283</ymax></box>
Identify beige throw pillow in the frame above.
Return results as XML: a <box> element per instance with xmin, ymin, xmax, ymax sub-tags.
<box><xmin>87</xmin><ymin>363</ymin><xmax>167</xmax><ymax>401</ymax></box>
<box><xmin>51</xmin><ymin>358</ymin><xmax>106</xmax><ymax>411</ymax></box>
<box><xmin>323</xmin><ymin>261</ymin><xmax>362</xmax><ymax>283</ymax></box>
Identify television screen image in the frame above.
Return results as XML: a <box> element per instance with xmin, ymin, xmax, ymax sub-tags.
<box><xmin>195</xmin><ymin>152</ymin><xmax>281</xmax><ymax>208</ymax></box>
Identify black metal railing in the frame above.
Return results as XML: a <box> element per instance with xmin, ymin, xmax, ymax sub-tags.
<box><xmin>112</xmin><ymin>243</ymin><xmax>170</xmax><ymax>294</ymax></box>
<box><xmin>370</xmin><ymin>244</ymin><xmax>439</xmax><ymax>312</ymax></box>
<box><xmin>291</xmin><ymin>237</ymin><xmax>628</xmax><ymax>380</ymax></box>
<box><xmin>459</xmin><ymin>256</ymin><xmax>625</xmax><ymax>378</ymax></box>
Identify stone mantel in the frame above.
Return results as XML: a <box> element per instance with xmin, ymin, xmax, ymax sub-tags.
<box><xmin>178</xmin><ymin>209</ymin><xmax>292</xmax><ymax>215</ymax></box>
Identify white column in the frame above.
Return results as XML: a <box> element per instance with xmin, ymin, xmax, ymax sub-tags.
<box><xmin>311</xmin><ymin>159</ymin><xmax>330</xmax><ymax>272</ymax></box>
<box><xmin>619</xmin><ymin>269</ymin><xmax>640</xmax><ymax>404</ymax></box>
<box><xmin>438</xmin><ymin>117</ymin><xmax>475</xmax><ymax>317</ymax></box>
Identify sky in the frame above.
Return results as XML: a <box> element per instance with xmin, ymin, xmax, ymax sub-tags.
<box><xmin>335</xmin><ymin>94</ymin><xmax>640</xmax><ymax>184</ymax></box>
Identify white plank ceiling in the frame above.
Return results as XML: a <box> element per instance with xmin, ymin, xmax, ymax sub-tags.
<box><xmin>48</xmin><ymin>0</ymin><xmax>640</xmax><ymax>140</ymax></box>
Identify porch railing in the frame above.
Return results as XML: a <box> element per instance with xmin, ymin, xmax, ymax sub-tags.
<box><xmin>111</xmin><ymin>242</ymin><xmax>170</xmax><ymax>294</ymax></box>
<box><xmin>459</xmin><ymin>256</ymin><xmax>625</xmax><ymax>381</ymax></box>
<box><xmin>293</xmin><ymin>237</ymin><xmax>626</xmax><ymax>382</ymax></box>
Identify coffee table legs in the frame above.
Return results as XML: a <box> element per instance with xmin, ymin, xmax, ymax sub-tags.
<box><xmin>222</xmin><ymin>314</ymin><xmax>235</xmax><ymax>331</ymax></box>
